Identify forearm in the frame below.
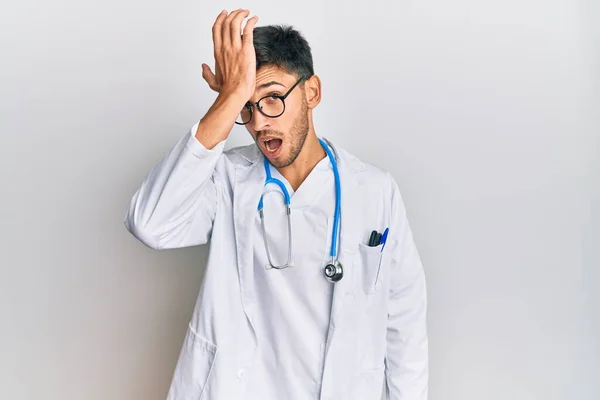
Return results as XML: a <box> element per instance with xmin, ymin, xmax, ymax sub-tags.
<box><xmin>195</xmin><ymin>90</ymin><xmax>247</xmax><ymax>149</ymax></box>
<box><xmin>385</xmin><ymin>265</ymin><xmax>428</xmax><ymax>399</ymax></box>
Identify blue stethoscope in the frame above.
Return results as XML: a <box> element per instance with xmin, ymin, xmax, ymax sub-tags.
<box><xmin>258</xmin><ymin>138</ymin><xmax>343</xmax><ymax>282</ymax></box>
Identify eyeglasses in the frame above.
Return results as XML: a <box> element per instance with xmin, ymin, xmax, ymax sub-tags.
<box><xmin>235</xmin><ymin>76</ymin><xmax>307</xmax><ymax>125</ymax></box>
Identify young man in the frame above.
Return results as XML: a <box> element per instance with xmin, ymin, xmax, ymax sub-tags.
<box><xmin>124</xmin><ymin>9</ymin><xmax>428</xmax><ymax>400</ymax></box>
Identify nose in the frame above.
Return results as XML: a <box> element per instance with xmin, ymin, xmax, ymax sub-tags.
<box><xmin>249</xmin><ymin>108</ymin><xmax>271</xmax><ymax>132</ymax></box>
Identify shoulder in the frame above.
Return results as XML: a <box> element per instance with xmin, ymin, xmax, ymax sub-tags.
<box><xmin>331</xmin><ymin>140</ymin><xmax>399</xmax><ymax>195</ymax></box>
<box><xmin>221</xmin><ymin>142</ymin><xmax>261</xmax><ymax>166</ymax></box>
<box><xmin>330</xmin><ymin>140</ymin><xmax>408</xmax><ymax>221</ymax></box>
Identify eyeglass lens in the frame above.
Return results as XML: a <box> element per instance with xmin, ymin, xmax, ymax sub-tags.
<box><xmin>237</xmin><ymin>95</ymin><xmax>285</xmax><ymax>124</ymax></box>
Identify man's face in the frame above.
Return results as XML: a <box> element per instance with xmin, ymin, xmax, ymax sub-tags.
<box><xmin>244</xmin><ymin>67</ymin><xmax>309</xmax><ymax>169</ymax></box>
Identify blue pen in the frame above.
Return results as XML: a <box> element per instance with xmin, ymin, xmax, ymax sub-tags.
<box><xmin>380</xmin><ymin>227</ymin><xmax>389</xmax><ymax>251</ymax></box>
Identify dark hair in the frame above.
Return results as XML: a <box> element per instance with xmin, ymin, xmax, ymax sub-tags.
<box><xmin>253</xmin><ymin>25</ymin><xmax>314</xmax><ymax>80</ymax></box>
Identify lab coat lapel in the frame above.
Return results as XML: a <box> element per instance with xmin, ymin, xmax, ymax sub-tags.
<box><xmin>319</xmin><ymin>139</ymin><xmax>362</xmax><ymax>399</ymax></box>
<box><xmin>325</xmin><ymin>139</ymin><xmax>361</xmax><ymax>329</ymax></box>
<box><xmin>232</xmin><ymin>146</ymin><xmax>265</xmax><ymax>318</ymax></box>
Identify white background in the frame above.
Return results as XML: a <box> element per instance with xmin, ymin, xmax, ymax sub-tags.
<box><xmin>1</xmin><ymin>1</ymin><xmax>598</xmax><ymax>399</ymax></box>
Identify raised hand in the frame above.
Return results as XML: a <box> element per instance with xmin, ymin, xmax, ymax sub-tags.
<box><xmin>201</xmin><ymin>9</ymin><xmax>259</xmax><ymax>101</ymax></box>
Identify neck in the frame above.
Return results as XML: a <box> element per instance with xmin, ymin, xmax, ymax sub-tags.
<box><xmin>277</xmin><ymin>131</ymin><xmax>326</xmax><ymax>191</ymax></box>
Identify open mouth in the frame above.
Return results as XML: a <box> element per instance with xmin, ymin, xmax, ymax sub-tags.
<box><xmin>261</xmin><ymin>137</ymin><xmax>283</xmax><ymax>156</ymax></box>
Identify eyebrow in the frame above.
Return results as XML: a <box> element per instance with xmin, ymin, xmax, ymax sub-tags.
<box><xmin>257</xmin><ymin>81</ymin><xmax>285</xmax><ymax>90</ymax></box>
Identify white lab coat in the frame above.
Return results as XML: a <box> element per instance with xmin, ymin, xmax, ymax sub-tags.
<box><xmin>124</xmin><ymin>122</ymin><xmax>428</xmax><ymax>400</ymax></box>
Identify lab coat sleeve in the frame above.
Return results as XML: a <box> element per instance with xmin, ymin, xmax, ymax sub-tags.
<box><xmin>385</xmin><ymin>176</ymin><xmax>429</xmax><ymax>399</ymax></box>
<box><xmin>124</xmin><ymin>121</ymin><xmax>226</xmax><ymax>250</ymax></box>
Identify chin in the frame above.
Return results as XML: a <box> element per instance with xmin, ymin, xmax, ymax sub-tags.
<box><xmin>269</xmin><ymin>152</ymin><xmax>295</xmax><ymax>168</ymax></box>
<box><xmin>268</xmin><ymin>156</ymin><xmax>290</xmax><ymax>168</ymax></box>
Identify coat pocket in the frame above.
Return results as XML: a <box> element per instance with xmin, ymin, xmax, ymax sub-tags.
<box><xmin>356</xmin><ymin>243</ymin><xmax>384</xmax><ymax>294</ymax></box>
<box><xmin>167</xmin><ymin>326</ymin><xmax>217</xmax><ymax>400</ymax></box>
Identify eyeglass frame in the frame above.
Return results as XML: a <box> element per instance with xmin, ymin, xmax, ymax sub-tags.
<box><xmin>234</xmin><ymin>75</ymin><xmax>308</xmax><ymax>125</ymax></box>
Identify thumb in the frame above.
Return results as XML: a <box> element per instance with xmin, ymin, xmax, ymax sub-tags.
<box><xmin>201</xmin><ymin>63</ymin><xmax>218</xmax><ymax>91</ymax></box>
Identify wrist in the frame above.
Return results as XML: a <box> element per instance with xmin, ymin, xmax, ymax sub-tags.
<box><xmin>218</xmin><ymin>88</ymin><xmax>250</xmax><ymax>107</ymax></box>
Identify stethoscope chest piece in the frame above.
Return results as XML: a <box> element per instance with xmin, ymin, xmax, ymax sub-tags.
<box><xmin>324</xmin><ymin>260</ymin><xmax>343</xmax><ymax>282</ymax></box>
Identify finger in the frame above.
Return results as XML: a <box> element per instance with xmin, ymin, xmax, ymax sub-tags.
<box><xmin>231</xmin><ymin>9</ymin><xmax>250</xmax><ymax>48</ymax></box>
<box><xmin>222</xmin><ymin>9</ymin><xmax>243</xmax><ymax>49</ymax></box>
<box><xmin>215</xmin><ymin>56</ymin><xmax>222</xmax><ymax>80</ymax></box>
<box><xmin>201</xmin><ymin>63</ymin><xmax>218</xmax><ymax>91</ymax></box>
<box><xmin>242</xmin><ymin>15</ymin><xmax>259</xmax><ymax>47</ymax></box>
<box><xmin>212</xmin><ymin>10</ymin><xmax>227</xmax><ymax>56</ymax></box>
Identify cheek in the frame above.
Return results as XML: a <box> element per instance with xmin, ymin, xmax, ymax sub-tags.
<box><xmin>282</xmin><ymin>110</ymin><xmax>301</xmax><ymax>130</ymax></box>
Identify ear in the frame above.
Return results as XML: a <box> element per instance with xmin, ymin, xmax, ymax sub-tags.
<box><xmin>304</xmin><ymin>74</ymin><xmax>322</xmax><ymax>109</ymax></box>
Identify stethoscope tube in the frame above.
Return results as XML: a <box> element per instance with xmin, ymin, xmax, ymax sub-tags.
<box><xmin>257</xmin><ymin>138</ymin><xmax>343</xmax><ymax>282</ymax></box>
<box><xmin>258</xmin><ymin>162</ymin><xmax>294</xmax><ymax>269</ymax></box>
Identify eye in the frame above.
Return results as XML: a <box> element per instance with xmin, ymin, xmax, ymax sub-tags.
<box><xmin>262</xmin><ymin>94</ymin><xmax>282</xmax><ymax>106</ymax></box>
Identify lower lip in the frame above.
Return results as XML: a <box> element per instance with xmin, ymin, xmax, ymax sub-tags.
<box><xmin>262</xmin><ymin>141</ymin><xmax>283</xmax><ymax>159</ymax></box>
